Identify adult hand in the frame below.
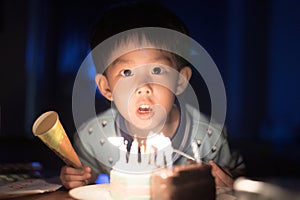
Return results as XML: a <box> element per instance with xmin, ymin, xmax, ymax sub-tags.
<box><xmin>209</xmin><ymin>160</ymin><xmax>233</xmax><ymax>187</ymax></box>
<box><xmin>151</xmin><ymin>163</ymin><xmax>216</xmax><ymax>200</ymax></box>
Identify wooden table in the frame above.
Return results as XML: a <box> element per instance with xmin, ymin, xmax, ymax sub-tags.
<box><xmin>9</xmin><ymin>190</ymin><xmax>75</xmax><ymax>200</ymax></box>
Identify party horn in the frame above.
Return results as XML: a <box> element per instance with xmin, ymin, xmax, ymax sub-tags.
<box><xmin>32</xmin><ymin>111</ymin><xmax>82</xmax><ymax>168</ymax></box>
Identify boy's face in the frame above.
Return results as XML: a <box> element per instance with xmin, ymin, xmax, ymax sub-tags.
<box><xmin>96</xmin><ymin>49</ymin><xmax>191</xmax><ymax>132</ymax></box>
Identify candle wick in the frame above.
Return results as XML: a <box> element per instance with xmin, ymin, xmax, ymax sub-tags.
<box><xmin>163</xmin><ymin>152</ymin><xmax>167</xmax><ymax>167</ymax></box>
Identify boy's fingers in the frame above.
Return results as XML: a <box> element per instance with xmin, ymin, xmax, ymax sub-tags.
<box><xmin>60</xmin><ymin>165</ymin><xmax>92</xmax><ymax>189</ymax></box>
<box><xmin>63</xmin><ymin>173</ymin><xmax>91</xmax><ymax>182</ymax></box>
<box><xmin>62</xmin><ymin>165</ymin><xmax>90</xmax><ymax>175</ymax></box>
<box><xmin>84</xmin><ymin>166</ymin><xmax>92</xmax><ymax>172</ymax></box>
<box><xmin>63</xmin><ymin>179</ymin><xmax>88</xmax><ymax>189</ymax></box>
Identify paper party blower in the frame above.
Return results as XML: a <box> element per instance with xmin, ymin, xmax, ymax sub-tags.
<box><xmin>32</xmin><ymin>111</ymin><xmax>82</xmax><ymax>169</ymax></box>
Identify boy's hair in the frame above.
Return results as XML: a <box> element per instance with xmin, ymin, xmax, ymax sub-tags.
<box><xmin>89</xmin><ymin>1</ymin><xmax>190</xmax><ymax>73</ymax></box>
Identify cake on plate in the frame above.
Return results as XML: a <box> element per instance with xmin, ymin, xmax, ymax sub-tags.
<box><xmin>109</xmin><ymin>133</ymin><xmax>173</xmax><ymax>200</ymax></box>
<box><xmin>108</xmin><ymin>133</ymin><xmax>216</xmax><ymax>200</ymax></box>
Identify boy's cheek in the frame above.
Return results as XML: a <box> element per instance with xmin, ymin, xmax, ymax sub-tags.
<box><xmin>111</xmin><ymin>80</ymin><xmax>135</xmax><ymax>100</ymax></box>
<box><xmin>112</xmin><ymin>93</ymin><xmax>132</xmax><ymax>111</ymax></box>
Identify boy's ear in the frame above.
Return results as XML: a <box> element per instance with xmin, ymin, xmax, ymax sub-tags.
<box><xmin>175</xmin><ymin>66</ymin><xmax>192</xmax><ymax>95</ymax></box>
<box><xmin>95</xmin><ymin>74</ymin><xmax>113</xmax><ymax>101</ymax></box>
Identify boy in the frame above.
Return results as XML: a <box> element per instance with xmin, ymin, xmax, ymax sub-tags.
<box><xmin>60</xmin><ymin>1</ymin><xmax>244</xmax><ymax>190</ymax></box>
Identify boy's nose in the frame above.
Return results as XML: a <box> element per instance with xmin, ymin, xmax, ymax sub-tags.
<box><xmin>136</xmin><ymin>85</ymin><xmax>152</xmax><ymax>95</ymax></box>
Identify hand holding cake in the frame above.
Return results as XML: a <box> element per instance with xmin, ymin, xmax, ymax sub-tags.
<box><xmin>151</xmin><ymin>163</ymin><xmax>216</xmax><ymax>200</ymax></box>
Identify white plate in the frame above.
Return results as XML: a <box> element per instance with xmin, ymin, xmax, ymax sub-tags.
<box><xmin>69</xmin><ymin>184</ymin><xmax>112</xmax><ymax>200</ymax></box>
<box><xmin>69</xmin><ymin>184</ymin><xmax>237</xmax><ymax>200</ymax></box>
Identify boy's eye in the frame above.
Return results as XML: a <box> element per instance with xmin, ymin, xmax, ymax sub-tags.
<box><xmin>151</xmin><ymin>66</ymin><xmax>164</xmax><ymax>75</ymax></box>
<box><xmin>121</xmin><ymin>69</ymin><xmax>133</xmax><ymax>77</ymax></box>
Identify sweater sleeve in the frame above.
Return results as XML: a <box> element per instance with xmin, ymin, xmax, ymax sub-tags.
<box><xmin>73</xmin><ymin>132</ymin><xmax>110</xmax><ymax>176</ymax></box>
<box><xmin>212</xmin><ymin>127</ymin><xmax>246</xmax><ymax>178</ymax></box>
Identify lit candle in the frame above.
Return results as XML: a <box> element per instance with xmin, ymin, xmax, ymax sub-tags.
<box><xmin>155</xmin><ymin>135</ymin><xmax>164</xmax><ymax>167</ymax></box>
<box><xmin>147</xmin><ymin>133</ymin><xmax>173</xmax><ymax>169</ymax></box>
<box><xmin>118</xmin><ymin>140</ymin><xmax>128</xmax><ymax>163</ymax></box>
<box><xmin>140</xmin><ymin>140</ymin><xmax>147</xmax><ymax>166</ymax></box>
<box><xmin>147</xmin><ymin>143</ymin><xmax>155</xmax><ymax>165</ymax></box>
<box><xmin>129</xmin><ymin>137</ymin><xmax>139</xmax><ymax>165</ymax></box>
<box><xmin>164</xmin><ymin>144</ymin><xmax>173</xmax><ymax>170</ymax></box>
<box><xmin>140</xmin><ymin>140</ymin><xmax>145</xmax><ymax>154</ymax></box>
<box><xmin>191</xmin><ymin>141</ymin><xmax>201</xmax><ymax>164</ymax></box>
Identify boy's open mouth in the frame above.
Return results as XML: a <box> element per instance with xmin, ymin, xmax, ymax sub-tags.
<box><xmin>138</xmin><ymin>104</ymin><xmax>152</xmax><ymax>113</ymax></box>
<box><xmin>135</xmin><ymin>103</ymin><xmax>154</xmax><ymax>120</ymax></box>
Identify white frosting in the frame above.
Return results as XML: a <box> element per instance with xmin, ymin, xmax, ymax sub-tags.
<box><xmin>111</xmin><ymin>133</ymin><xmax>173</xmax><ymax>173</ymax></box>
<box><xmin>109</xmin><ymin>133</ymin><xmax>174</xmax><ymax>200</ymax></box>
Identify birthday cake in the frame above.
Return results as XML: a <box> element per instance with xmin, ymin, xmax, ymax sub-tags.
<box><xmin>109</xmin><ymin>133</ymin><xmax>173</xmax><ymax>200</ymax></box>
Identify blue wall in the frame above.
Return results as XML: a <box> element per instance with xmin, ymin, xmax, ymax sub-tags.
<box><xmin>1</xmin><ymin>0</ymin><xmax>300</xmax><ymax>177</ymax></box>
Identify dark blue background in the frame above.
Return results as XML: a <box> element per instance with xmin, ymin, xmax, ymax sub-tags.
<box><xmin>0</xmin><ymin>0</ymin><xmax>299</xmax><ymax>180</ymax></box>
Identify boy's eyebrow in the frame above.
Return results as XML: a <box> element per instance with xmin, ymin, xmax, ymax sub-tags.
<box><xmin>111</xmin><ymin>58</ymin><xmax>131</xmax><ymax>66</ymax></box>
<box><xmin>111</xmin><ymin>53</ymin><xmax>173</xmax><ymax>66</ymax></box>
<box><xmin>151</xmin><ymin>54</ymin><xmax>173</xmax><ymax>64</ymax></box>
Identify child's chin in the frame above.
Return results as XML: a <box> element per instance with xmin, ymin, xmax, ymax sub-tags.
<box><xmin>133</xmin><ymin>122</ymin><xmax>156</xmax><ymax>130</ymax></box>
<box><xmin>132</xmin><ymin>121</ymin><xmax>163</xmax><ymax>133</ymax></box>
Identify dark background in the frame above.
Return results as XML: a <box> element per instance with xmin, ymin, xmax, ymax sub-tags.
<box><xmin>1</xmin><ymin>0</ymin><xmax>300</xmax><ymax>182</ymax></box>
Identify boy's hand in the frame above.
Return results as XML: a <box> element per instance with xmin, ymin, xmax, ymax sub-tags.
<box><xmin>209</xmin><ymin>160</ymin><xmax>233</xmax><ymax>187</ymax></box>
<box><xmin>60</xmin><ymin>165</ymin><xmax>92</xmax><ymax>189</ymax></box>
